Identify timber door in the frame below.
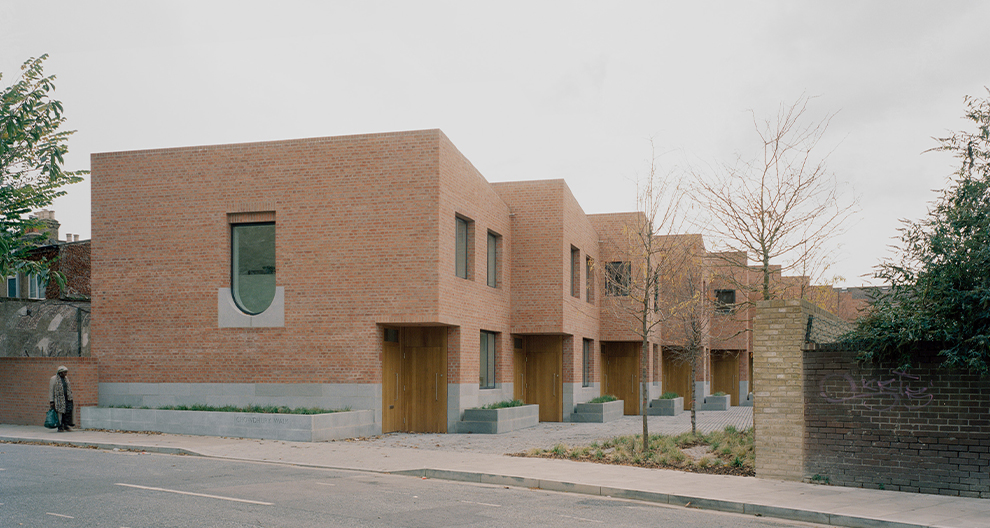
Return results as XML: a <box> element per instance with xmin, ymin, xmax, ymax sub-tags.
<box><xmin>382</xmin><ymin>329</ymin><xmax>402</xmax><ymax>433</ymax></box>
<box><xmin>513</xmin><ymin>337</ymin><xmax>526</xmax><ymax>402</ymax></box>
<box><xmin>381</xmin><ymin>326</ymin><xmax>448</xmax><ymax>433</ymax></box>
<box><xmin>602</xmin><ymin>342</ymin><xmax>640</xmax><ymax>415</ymax></box>
<box><xmin>711</xmin><ymin>350</ymin><xmax>740</xmax><ymax>406</ymax></box>
<box><xmin>662</xmin><ymin>350</ymin><xmax>693</xmax><ymax>409</ymax></box>
<box><xmin>523</xmin><ymin>336</ymin><xmax>562</xmax><ymax>422</ymax></box>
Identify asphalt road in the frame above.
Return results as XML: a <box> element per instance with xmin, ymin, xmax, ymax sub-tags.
<box><xmin>1</xmin><ymin>443</ymin><xmax>826</xmax><ymax>527</ymax></box>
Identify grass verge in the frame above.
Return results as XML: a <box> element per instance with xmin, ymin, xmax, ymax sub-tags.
<box><xmin>516</xmin><ymin>426</ymin><xmax>754</xmax><ymax>477</ymax></box>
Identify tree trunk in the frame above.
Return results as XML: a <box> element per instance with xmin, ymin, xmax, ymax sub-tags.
<box><xmin>762</xmin><ymin>254</ymin><xmax>771</xmax><ymax>301</ymax></box>
<box><xmin>690</xmin><ymin>345</ymin><xmax>698</xmax><ymax>435</ymax></box>
<box><xmin>641</xmin><ymin>338</ymin><xmax>650</xmax><ymax>453</ymax></box>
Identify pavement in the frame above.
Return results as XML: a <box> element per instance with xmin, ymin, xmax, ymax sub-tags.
<box><xmin>2</xmin><ymin>407</ymin><xmax>987</xmax><ymax>528</ymax></box>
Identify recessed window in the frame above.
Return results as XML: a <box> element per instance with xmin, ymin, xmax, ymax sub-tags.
<box><xmin>652</xmin><ymin>344</ymin><xmax>660</xmax><ymax>386</ymax></box>
<box><xmin>231</xmin><ymin>222</ymin><xmax>276</xmax><ymax>315</ymax></box>
<box><xmin>487</xmin><ymin>231</ymin><xmax>499</xmax><ymax>288</ymax></box>
<box><xmin>5</xmin><ymin>275</ymin><xmax>17</xmax><ymax>298</ymax></box>
<box><xmin>605</xmin><ymin>261</ymin><xmax>631</xmax><ymax>296</ymax></box>
<box><xmin>653</xmin><ymin>276</ymin><xmax>660</xmax><ymax>313</ymax></box>
<box><xmin>715</xmin><ymin>289</ymin><xmax>736</xmax><ymax>313</ymax></box>
<box><xmin>480</xmin><ymin>330</ymin><xmax>497</xmax><ymax>389</ymax></box>
<box><xmin>586</xmin><ymin>256</ymin><xmax>595</xmax><ymax>303</ymax></box>
<box><xmin>582</xmin><ymin>339</ymin><xmax>593</xmax><ymax>387</ymax></box>
<box><xmin>570</xmin><ymin>246</ymin><xmax>581</xmax><ymax>298</ymax></box>
<box><xmin>455</xmin><ymin>216</ymin><xmax>474</xmax><ymax>280</ymax></box>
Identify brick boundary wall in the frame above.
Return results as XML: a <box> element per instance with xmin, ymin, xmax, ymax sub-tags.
<box><xmin>805</xmin><ymin>345</ymin><xmax>990</xmax><ymax>498</ymax></box>
<box><xmin>755</xmin><ymin>299</ymin><xmax>990</xmax><ymax>498</ymax></box>
<box><xmin>753</xmin><ymin>299</ymin><xmax>811</xmax><ymax>480</ymax></box>
<box><xmin>0</xmin><ymin>358</ymin><xmax>98</xmax><ymax>426</ymax></box>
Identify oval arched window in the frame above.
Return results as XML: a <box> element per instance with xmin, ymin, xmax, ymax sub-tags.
<box><xmin>231</xmin><ymin>222</ymin><xmax>276</xmax><ymax>315</ymax></box>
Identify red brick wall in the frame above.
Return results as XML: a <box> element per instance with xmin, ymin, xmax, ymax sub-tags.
<box><xmin>0</xmin><ymin>358</ymin><xmax>98</xmax><ymax>425</ymax></box>
<box><xmin>489</xmin><ymin>180</ymin><xmax>602</xmax><ymax>384</ymax></box>
<box><xmin>92</xmin><ymin>130</ymin><xmax>492</xmax><ymax>386</ymax></box>
<box><xmin>805</xmin><ymin>345</ymin><xmax>990</xmax><ymax>498</ymax></box>
<box><xmin>490</xmin><ymin>180</ymin><xmax>566</xmax><ymax>334</ymax></box>
<box><xmin>56</xmin><ymin>242</ymin><xmax>91</xmax><ymax>299</ymax></box>
<box><xmin>436</xmin><ymin>133</ymin><xmax>513</xmax><ymax>384</ymax></box>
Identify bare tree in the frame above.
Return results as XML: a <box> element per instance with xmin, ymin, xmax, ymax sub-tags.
<box><xmin>655</xmin><ymin>234</ymin><xmax>710</xmax><ymax>435</ymax></box>
<box><xmin>601</xmin><ymin>144</ymin><xmax>689</xmax><ymax>452</ymax></box>
<box><xmin>693</xmin><ymin>97</ymin><xmax>857</xmax><ymax>301</ymax></box>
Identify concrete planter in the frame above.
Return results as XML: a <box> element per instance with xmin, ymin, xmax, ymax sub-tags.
<box><xmin>699</xmin><ymin>394</ymin><xmax>730</xmax><ymax>411</ymax></box>
<box><xmin>647</xmin><ymin>397</ymin><xmax>683</xmax><ymax>416</ymax></box>
<box><xmin>81</xmin><ymin>407</ymin><xmax>378</xmax><ymax>442</ymax></box>
<box><xmin>571</xmin><ymin>400</ymin><xmax>624</xmax><ymax>423</ymax></box>
<box><xmin>456</xmin><ymin>404</ymin><xmax>539</xmax><ymax>433</ymax></box>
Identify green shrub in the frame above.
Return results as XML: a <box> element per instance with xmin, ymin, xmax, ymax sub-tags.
<box><xmin>712</xmin><ymin>391</ymin><xmax>727</xmax><ymax>397</ymax></box>
<box><xmin>588</xmin><ymin>394</ymin><xmax>617</xmax><ymax>404</ymax></box>
<box><xmin>659</xmin><ymin>392</ymin><xmax>679</xmax><ymax>399</ymax></box>
<box><xmin>480</xmin><ymin>399</ymin><xmax>524</xmax><ymax>410</ymax></box>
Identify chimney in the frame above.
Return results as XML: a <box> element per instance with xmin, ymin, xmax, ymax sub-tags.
<box><xmin>66</xmin><ymin>233</ymin><xmax>73</xmax><ymax>242</ymax></box>
<box><xmin>26</xmin><ymin>210</ymin><xmax>60</xmax><ymax>244</ymax></box>
<box><xmin>73</xmin><ymin>234</ymin><xmax>79</xmax><ymax>242</ymax></box>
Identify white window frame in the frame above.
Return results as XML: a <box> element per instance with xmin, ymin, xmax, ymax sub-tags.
<box><xmin>27</xmin><ymin>274</ymin><xmax>45</xmax><ymax>299</ymax></box>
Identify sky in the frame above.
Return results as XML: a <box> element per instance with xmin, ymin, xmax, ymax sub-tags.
<box><xmin>2</xmin><ymin>1</ymin><xmax>988</xmax><ymax>287</ymax></box>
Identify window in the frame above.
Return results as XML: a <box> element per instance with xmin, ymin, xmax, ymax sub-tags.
<box><xmin>6</xmin><ymin>275</ymin><xmax>17</xmax><ymax>298</ymax></box>
<box><xmin>570</xmin><ymin>246</ymin><xmax>580</xmax><ymax>298</ymax></box>
<box><xmin>653</xmin><ymin>272</ymin><xmax>660</xmax><ymax>313</ymax></box>
<box><xmin>652</xmin><ymin>344</ymin><xmax>660</xmax><ymax>386</ymax></box>
<box><xmin>480</xmin><ymin>331</ymin><xmax>497</xmax><ymax>389</ymax></box>
<box><xmin>715</xmin><ymin>289</ymin><xmax>736</xmax><ymax>313</ymax></box>
<box><xmin>231</xmin><ymin>222</ymin><xmax>276</xmax><ymax>315</ymax></box>
<box><xmin>487</xmin><ymin>231</ymin><xmax>499</xmax><ymax>288</ymax></box>
<box><xmin>582</xmin><ymin>339</ymin><xmax>593</xmax><ymax>387</ymax></box>
<box><xmin>605</xmin><ymin>261</ymin><xmax>631</xmax><ymax>296</ymax></box>
<box><xmin>586</xmin><ymin>256</ymin><xmax>595</xmax><ymax>303</ymax></box>
<box><xmin>455</xmin><ymin>216</ymin><xmax>474</xmax><ymax>279</ymax></box>
<box><xmin>384</xmin><ymin>328</ymin><xmax>399</xmax><ymax>343</ymax></box>
<box><xmin>27</xmin><ymin>274</ymin><xmax>45</xmax><ymax>299</ymax></box>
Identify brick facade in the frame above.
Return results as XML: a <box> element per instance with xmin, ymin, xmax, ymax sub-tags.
<box><xmin>87</xmin><ymin>129</ymin><xmax>665</xmax><ymax>431</ymax></box>
<box><xmin>754</xmin><ymin>299</ymin><xmax>990</xmax><ymax>498</ymax></box>
<box><xmin>806</xmin><ymin>345</ymin><xmax>990</xmax><ymax>498</ymax></box>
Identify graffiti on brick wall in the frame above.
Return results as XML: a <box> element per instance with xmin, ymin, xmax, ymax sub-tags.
<box><xmin>819</xmin><ymin>370</ymin><xmax>934</xmax><ymax>411</ymax></box>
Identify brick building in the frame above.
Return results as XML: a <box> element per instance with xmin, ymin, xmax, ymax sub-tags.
<box><xmin>89</xmin><ymin>129</ymin><xmax>663</xmax><ymax>434</ymax></box>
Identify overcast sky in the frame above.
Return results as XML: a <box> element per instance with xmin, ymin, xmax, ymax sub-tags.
<box><xmin>3</xmin><ymin>1</ymin><xmax>988</xmax><ymax>287</ymax></box>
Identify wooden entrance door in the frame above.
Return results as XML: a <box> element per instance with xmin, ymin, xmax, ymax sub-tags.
<box><xmin>602</xmin><ymin>342</ymin><xmax>640</xmax><ymax>415</ymax></box>
<box><xmin>711</xmin><ymin>350</ymin><xmax>740</xmax><ymax>406</ymax></box>
<box><xmin>382</xmin><ymin>333</ymin><xmax>402</xmax><ymax>433</ymax></box>
<box><xmin>523</xmin><ymin>335</ymin><xmax>562</xmax><ymax>422</ymax></box>
<box><xmin>512</xmin><ymin>337</ymin><xmax>525</xmax><ymax>402</ymax></box>
<box><xmin>662</xmin><ymin>348</ymin><xmax>693</xmax><ymax>409</ymax></box>
<box><xmin>381</xmin><ymin>326</ymin><xmax>448</xmax><ymax>433</ymax></box>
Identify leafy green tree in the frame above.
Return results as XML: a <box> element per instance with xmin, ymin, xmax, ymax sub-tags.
<box><xmin>851</xmin><ymin>90</ymin><xmax>990</xmax><ymax>374</ymax></box>
<box><xmin>1</xmin><ymin>54</ymin><xmax>86</xmax><ymax>283</ymax></box>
